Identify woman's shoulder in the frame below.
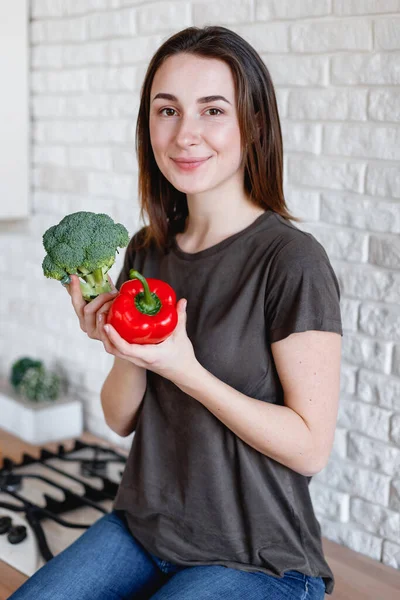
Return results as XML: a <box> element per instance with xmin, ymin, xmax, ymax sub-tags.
<box><xmin>263</xmin><ymin>213</ymin><xmax>331</xmax><ymax>266</ymax></box>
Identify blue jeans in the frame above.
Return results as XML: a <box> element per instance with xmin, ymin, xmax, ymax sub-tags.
<box><xmin>9</xmin><ymin>510</ymin><xmax>326</xmax><ymax>599</ymax></box>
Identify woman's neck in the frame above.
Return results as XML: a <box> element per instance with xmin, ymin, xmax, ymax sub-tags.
<box><xmin>176</xmin><ymin>201</ymin><xmax>266</xmax><ymax>254</ymax></box>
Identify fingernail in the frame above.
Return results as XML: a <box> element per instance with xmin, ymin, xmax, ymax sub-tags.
<box><xmin>61</xmin><ymin>275</ymin><xmax>71</xmax><ymax>286</ymax></box>
<box><xmin>104</xmin><ymin>325</ymin><xmax>110</xmax><ymax>333</ymax></box>
<box><xmin>97</xmin><ymin>313</ymin><xmax>103</xmax><ymax>323</ymax></box>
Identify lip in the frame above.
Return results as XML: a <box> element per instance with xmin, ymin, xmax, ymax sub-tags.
<box><xmin>171</xmin><ymin>157</ymin><xmax>211</xmax><ymax>171</ymax></box>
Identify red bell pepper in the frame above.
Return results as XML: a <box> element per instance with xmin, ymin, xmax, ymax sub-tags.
<box><xmin>106</xmin><ymin>270</ymin><xmax>178</xmax><ymax>344</ymax></box>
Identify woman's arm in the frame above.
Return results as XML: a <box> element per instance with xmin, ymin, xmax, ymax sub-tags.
<box><xmin>100</xmin><ymin>357</ymin><xmax>147</xmax><ymax>437</ymax></box>
<box><xmin>176</xmin><ymin>330</ymin><xmax>342</xmax><ymax>477</ymax></box>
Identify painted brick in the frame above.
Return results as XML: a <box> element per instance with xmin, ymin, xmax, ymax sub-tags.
<box><xmin>265</xmin><ymin>55</ymin><xmax>329</xmax><ymax>86</ymax></box>
<box><xmin>68</xmin><ymin>147</ymin><xmax>113</xmax><ymax>170</ymax></box>
<box><xmin>32</xmin><ymin>18</ymin><xmax>87</xmax><ymax>44</ymax></box>
<box><xmin>320</xmin><ymin>193</ymin><xmax>400</xmax><ymax>234</ymax></box>
<box><xmin>319</xmin><ymin>518</ymin><xmax>382</xmax><ymax>561</ymax></box>
<box><xmin>291</xmin><ymin>20</ymin><xmax>372</xmax><ymax>52</ymax></box>
<box><xmin>358</xmin><ymin>369</ymin><xmax>400</xmax><ymax>411</ymax></box>
<box><xmin>314</xmin><ymin>459</ymin><xmax>391</xmax><ymax>506</ymax></box>
<box><xmin>369</xmin><ymin>90</ymin><xmax>400</xmax><ymax>122</ymax></box>
<box><xmin>136</xmin><ymin>2</ymin><xmax>191</xmax><ymax>35</ymax></box>
<box><xmin>340</xmin><ymin>298</ymin><xmax>359</xmax><ymax>332</ymax></box>
<box><xmin>281</xmin><ymin>122</ymin><xmax>321</xmax><ymax>154</ymax></box>
<box><xmin>32</xmin><ymin>0</ymin><xmax>109</xmax><ymax>18</ymax></box>
<box><xmin>331</xmin><ymin>427</ymin><xmax>348</xmax><ymax>460</ymax></box>
<box><xmin>375</xmin><ymin>17</ymin><xmax>400</xmax><ymax>50</ymax></box>
<box><xmin>300</xmin><ymin>224</ymin><xmax>368</xmax><ymax>262</ymax></box>
<box><xmin>390</xmin><ymin>413</ymin><xmax>400</xmax><ymax>445</ymax></box>
<box><xmin>288</xmin><ymin>88</ymin><xmax>368</xmax><ymax>121</ymax></box>
<box><xmin>393</xmin><ymin>345</ymin><xmax>400</xmax><ymax>378</ymax></box>
<box><xmin>332</xmin><ymin>53</ymin><xmax>400</xmax><ymax>85</ymax></box>
<box><xmin>348</xmin><ymin>432</ymin><xmax>400</xmax><ymax>477</ymax></box>
<box><xmin>193</xmin><ymin>0</ymin><xmax>253</xmax><ymax>26</ymax></box>
<box><xmin>88</xmin><ymin>172</ymin><xmax>134</xmax><ymax>201</ymax></box>
<box><xmin>32</xmin><ymin>70</ymin><xmax>88</xmax><ymax>93</ymax></box>
<box><xmin>285</xmin><ymin>188</ymin><xmax>320</xmax><ymax>222</ymax></box>
<box><xmin>107</xmin><ymin>35</ymin><xmax>164</xmax><ymax>65</ymax></box>
<box><xmin>340</xmin><ymin>364</ymin><xmax>357</xmax><ymax>395</ymax></box>
<box><xmin>341</xmin><ymin>333</ymin><xmax>391</xmax><ymax>373</ymax></box>
<box><xmin>390</xmin><ymin>478</ymin><xmax>400</xmax><ymax>512</ymax></box>
<box><xmin>257</xmin><ymin>0</ymin><xmax>331</xmax><ymax>20</ymax></box>
<box><xmin>369</xmin><ymin>234</ymin><xmax>400</xmax><ymax>269</ymax></box>
<box><xmin>309</xmin><ymin>483</ymin><xmax>349</xmax><ymax>521</ymax></box>
<box><xmin>87</xmin><ymin>9</ymin><xmax>136</xmax><ymax>39</ymax></box>
<box><xmin>234</xmin><ymin>23</ymin><xmax>290</xmax><ymax>53</ymax></box>
<box><xmin>35</xmin><ymin>165</ymin><xmax>88</xmax><ymax>194</ymax></box>
<box><xmin>366</xmin><ymin>164</ymin><xmax>400</xmax><ymax>199</ymax></box>
<box><xmin>334</xmin><ymin>0</ymin><xmax>400</xmax><ymax>15</ymax></box>
<box><xmin>337</xmin><ymin>397</ymin><xmax>391</xmax><ymax>442</ymax></box>
<box><xmin>323</xmin><ymin>124</ymin><xmax>400</xmax><ymax>161</ymax></box>
<box><xmin>382</xmin><ymin>540</ymin><xmax>400</xmax><ymax>569</ymax></box>
<box><xmin>359</xmin><ymin>303</ymin><xmax>400</xmax><ymax>342</ymax></box>
<box><xmin>288</xmin><ymin>157</ymin><xmax>365</xmax><ymax>193</ymax></box>
<box><xmin>33</xmin><ymin>146</ymin><xmax>68</xmax><ymax>167</ymax></box>
<box><xmin>88</xmin><ymin>67</ymin><xmax>138</xmax><ymax>92</ymax></box>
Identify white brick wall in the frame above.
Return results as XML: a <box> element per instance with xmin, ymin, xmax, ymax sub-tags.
<box><xmin>0</xmin><ymin>0</ymin><xmax>399</xmax><ymax>570</ymax></box>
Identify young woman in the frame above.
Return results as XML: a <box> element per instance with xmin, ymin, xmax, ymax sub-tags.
<box><xmin>11</xmin><ymin>26</ymin><xmax>342</xmax><ymax>600</ymax></box>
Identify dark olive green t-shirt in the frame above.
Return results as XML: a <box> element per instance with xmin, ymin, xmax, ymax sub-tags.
<box><xmin>113</xmin><ymin>210</ymin><xmax>343</xmax><ymax>595</ymax></box>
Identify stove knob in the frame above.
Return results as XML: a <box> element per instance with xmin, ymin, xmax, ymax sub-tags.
<box><xmin>8</xmin><ymin>525</ymin><xmax>27</xmax><ymax>544</ymax></box>
<box><xmin>0</xmin><ymin>516</ymin><xmax>12</xmax><ymax>534</ymax></box>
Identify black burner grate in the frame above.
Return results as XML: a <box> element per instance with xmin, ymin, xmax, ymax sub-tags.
<box><xmin>0</xmin><ymin>440</ymin><xmax>127</xmax><ymax>562</ymax></box>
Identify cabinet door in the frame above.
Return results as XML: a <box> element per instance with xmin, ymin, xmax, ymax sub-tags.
<box><xmin>0</xmin><ymin>0</ymin><xmax>29</xmax><ymax>219</ymax></box>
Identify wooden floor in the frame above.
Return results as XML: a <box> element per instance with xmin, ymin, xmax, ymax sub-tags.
<box><xmin>1</xmin><ymin>428</ymin><xmax>399</xmax><ymax>599</ymax></box>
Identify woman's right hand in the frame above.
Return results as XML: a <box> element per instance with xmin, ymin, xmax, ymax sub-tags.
<box><xmin>65</xmin><ymin>274</ymin><xmax>119</xmax><ymax>343</ymax></box>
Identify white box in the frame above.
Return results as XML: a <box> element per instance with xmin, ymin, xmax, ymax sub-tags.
<box><xmin>0</xmin><ymin>378</ymin><xmax>83</xmax><ymax>444</ymax></box>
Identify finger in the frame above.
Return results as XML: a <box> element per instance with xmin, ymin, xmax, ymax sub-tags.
<box><xmin>68</xmin><ymin>275</ymin><xmax>88</xmax><ymax>329</ymax></box>
<box><xmin>98</xmin><ymin>316</ymin><xmax>124</xmax><ymax>358</ymax></box>
<box><xmin>103</xmin><ymin>324</ymin><xmax>148</xmax><ymax>359</ymax></box>
<box><xmin>83</xmin><ymin>291</ymin><xmax>118</xmax><ymax>336</ymax></box>
<box><xmin>95</xmin><ymin>307</ymin><xmax>112</xmax><ymax>340</ymax></box>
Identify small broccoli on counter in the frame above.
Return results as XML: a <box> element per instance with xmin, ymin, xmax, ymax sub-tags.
<box><xmin>10</xmin><ymin>357</ymin><xmax>60</xmax><ymax>403</ymax></box>
<box><xmin>42</xmin><ymin>211</ymin><xmax>129</xmax><ymax>301</ymax></box>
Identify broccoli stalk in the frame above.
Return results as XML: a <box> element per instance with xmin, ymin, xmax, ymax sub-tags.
<box><xmin>42</xmin><ymin>211</ymin><xmax>129</xmax><ymax>301</ymax></box>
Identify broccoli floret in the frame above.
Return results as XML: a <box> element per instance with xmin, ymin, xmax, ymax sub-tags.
<box><xmin>10</xmin><ymin>357</ymin><xmax>44</xmax><ymax>391</ymax></box>
<box><xmin>18</xmin><ymin>366</ymin><xmax>60</xmax><ymax>403</ymax></box>
<box><xmin>42</xmin><ymin>211</ymin><xmax>129</xmax><ymax>301</ymax></box>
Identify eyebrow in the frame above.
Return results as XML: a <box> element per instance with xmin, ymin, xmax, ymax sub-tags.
<box><xmin>152</xmin><ymin>93</ymin><xmax>231</xmax><ymax>105</ymax></box>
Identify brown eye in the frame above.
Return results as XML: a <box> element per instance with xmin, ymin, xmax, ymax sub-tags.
<box><xmin>205</xmin><ymin>108</ymin><xmax>223</xmax><ymax>116</ymax></box>
<box><xmin>160</xmin><ymin>108</ymin><xmax>177</xmax><ymax>117</ymax></box>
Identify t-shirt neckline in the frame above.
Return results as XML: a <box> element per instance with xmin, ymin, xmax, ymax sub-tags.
<box><xmin>171</xmin><ymin>210</ymin><xmax>274</xmax><ymax>261</ymax></box>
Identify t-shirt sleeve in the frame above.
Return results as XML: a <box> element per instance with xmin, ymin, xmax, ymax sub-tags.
<box><xmin>265</xmin><ymin>241</ymin><xmax>343</xmax><ymax>343</ymax></box>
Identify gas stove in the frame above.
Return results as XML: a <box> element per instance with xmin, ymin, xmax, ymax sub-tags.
<box><xmin>0</xmin><ymin>440</ymin><xmax>127</xmax><ymax>576</ymax></box>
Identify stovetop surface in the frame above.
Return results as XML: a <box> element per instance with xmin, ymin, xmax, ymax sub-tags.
<box><xmin>0</xmin><ymin>440</ymin><xmax>127</xmax><ymax>576</ymax></box>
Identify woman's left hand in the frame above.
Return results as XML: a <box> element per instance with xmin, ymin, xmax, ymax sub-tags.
<box><xmin>102</xmin><ymin>298</ymin><xmax>198</xmax><ymax>386</ymax></box>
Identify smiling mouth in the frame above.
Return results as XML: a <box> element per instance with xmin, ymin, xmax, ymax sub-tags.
<box><xmin>171</xmin><ymin>157</ymin><xmax>212</xmax><ymax>171</ymax></box>
<box><xmin>172</xmin><ymin>157</ymin><xmax>211</xmax><ymax>164</ymax></box>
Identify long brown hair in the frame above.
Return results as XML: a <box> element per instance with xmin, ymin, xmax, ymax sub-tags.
<box><xmin>135</xmin><ymin>25</ymin><xmax>301</xmax><ymax>251</ymax></box>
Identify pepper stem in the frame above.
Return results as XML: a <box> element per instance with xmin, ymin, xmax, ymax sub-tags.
<box><xmin>129</xmin><ymin>269</ymin><xmax>161</xmax><ymax>315</ymax></box>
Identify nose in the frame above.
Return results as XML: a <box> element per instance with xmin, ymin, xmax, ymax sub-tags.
<box><xmin>174</xmin><ymin>114</ymin><xmax>201</xmax><ymax>148</ymax></box>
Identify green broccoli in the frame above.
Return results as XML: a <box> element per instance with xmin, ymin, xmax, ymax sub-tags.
<box><xmin>42</xmin><ymin>211</ymin><xmax>129</xmax><ymax>301</ymax></box>
<box><xmin>10</xmin><ymin>357</ymin><xmax>43</xmax><ymax>390</ymax></box>
<box><xmin>18</xmin><ymin>366</ymin><xmax>60</xmax><ymax>403</ymax></box>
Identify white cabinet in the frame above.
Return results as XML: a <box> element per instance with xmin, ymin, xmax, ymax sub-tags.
<box><xmin>0</xmin><ymin>1</ymin><xmax>29</xmax><ymax>219</ymax></box>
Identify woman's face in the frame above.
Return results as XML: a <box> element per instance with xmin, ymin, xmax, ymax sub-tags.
<box><xmin>149</xmin><ymin>53</ymin><xmax>244</xmax><ymax>197</ymax></box>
